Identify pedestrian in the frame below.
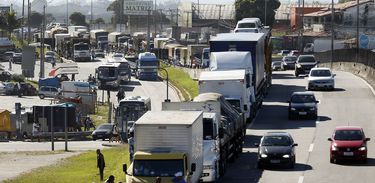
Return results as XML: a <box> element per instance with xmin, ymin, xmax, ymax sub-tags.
<box><xmin>51</xmin><ymin>58</ymin><xmax>56</xmax><ymax>68</ymax></box>
<box><xmin>116</xmin><ymin>89</ymin><xmax>125</xmax><ymax>103</ymax></box>
<box><xmin>128</xmin><ymin>131</ymin><xmax>135</xmax><ymax>162</ymax></box>
<box><xmin>97</xmin><ymin>149</ymin><xmax>106</xmax><ymax>181</ymax></box>
<box><xmin>172</xmin><ymin>172</ymin><xmax>186</xmax><ymax>183</ymax></box>
<box><xmin>104</xmin><ymin>175</ymin><xmax>115</xmax><ymax>183</ymax></box>
<box><xmin>32</xmin><ymin>122</ymin><xmax>40</xmax><ymax>142</ymax></box>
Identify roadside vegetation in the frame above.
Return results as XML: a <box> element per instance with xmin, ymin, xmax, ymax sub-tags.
<box><xmin>4</xmin><ymin>146</ymin><xmax>129</xmax><ymax>183</ymax></box>
<box><xmin>89</xmin><ymin>103</ymin><xmax>110</xmax><ymax>127</ymax></box>
<box><xmin>159</xmin><ymin>63</ymin><xmax>199</xmax><ymax>101</ymax></box>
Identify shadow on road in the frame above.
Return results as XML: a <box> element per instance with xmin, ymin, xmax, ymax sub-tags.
<box><xmin>127</xmin><ymin>81</ymin><xmax>141</xmax><ymax>86</ymax></box>
<box><xmin>265</xmin><ymin>163</ymin><xmax>313</xmax><ymax>172</ymax></box>
<box><xmin>317</xmin><ymin>116</ymin><xmax>332</xmax><ymax>122</ymax></box>
<box><xmin>335</xmin><ymin>158</ymin><xmax>375</xmax><ymax>167</ymax></box>
<box><xmin>266</xmin><ymin>84</ymin><xmax>307</xmax><ymax>103</ymax></box>
<box><xmin>272</xmin><ymin>73</ymin><xmax>305</xmax><ymax>80</ymax></box>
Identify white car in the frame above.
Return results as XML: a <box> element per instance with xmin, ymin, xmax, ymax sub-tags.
<box><xmin>307</xmin><ymin>68</ymin><xmax>335</xmax><ymax>91</ymax></box>
<box><xmin>234</xmin><ymin>18</ymin><xmax>263</xmax><ymax>33</ymax></box>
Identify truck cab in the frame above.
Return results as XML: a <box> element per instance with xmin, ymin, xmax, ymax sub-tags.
<box><xmin>73</xmin><ymin>42</ymin><xmax>90</xmax><ymax>62</ymax></box>
<box><xmin>136</xmin><ymin>52</ymin><xmax>158</xmax><ymax>80</ymax></box>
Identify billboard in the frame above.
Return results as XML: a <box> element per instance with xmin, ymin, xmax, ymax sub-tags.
<box><xmin>124</xmin><ymin>1</ymin><xmax>153</xmax><ymax>16</ymax></box>
<box><xmin>21</xmin><ymin>46</ymin><xmax>36</xmax><ymax>78</ymax></box>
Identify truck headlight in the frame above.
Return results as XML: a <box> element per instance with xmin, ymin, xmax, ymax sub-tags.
<box><xmin>331</xmin><ymin>145</ymin><xmax>338</xmax><ymax>151</ymax></box>
<box><xmin>260</xmin><ymin>154</ymin><xmax>268</xmax><ymax>158</ymax></box>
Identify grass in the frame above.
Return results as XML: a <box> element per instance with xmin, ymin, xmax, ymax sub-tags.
<box><xmin>159</xmin><ymin>64</ymin><xmax>199</xmax><ymax>101</ymax></box>
<box><xmin>0</xmin><ymin>150</ymin><xmax>64</xmax><ymax>156</ymax></box>
<box><xmin>25</xmin><ymin>79</ymin><xmax>39</xmax><ymax>90</ymax></box>
<box><xmin>89</xmin><ymin>103</ymin><xmax>110</xmax><ymax>127</ymax></box>
<box><xmin>4</xmin><ymin>146</ymin><xmax>130</xmax><ymax>183</ymax></box>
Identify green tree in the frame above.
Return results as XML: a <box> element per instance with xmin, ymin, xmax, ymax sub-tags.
<box><xmin>94</xmin><ymin>18</ymin><xmax>105</xmax><ymax>24</ymax></box>
<box><xmin>107</xmin><ymin>0</ymin><xmax>123</xmax><ymax>24</ymax></box>
<box><xmin>338</xmin><ymin>0</ymin><xmax>352</xmax><ymax>3</ymax></box>
<box><xmin>29</xmin><ymin>11</ymin><xmax>43</xmax><ymax>28</ymax></box>
<box><xmin>0</xmin><ymin>10</ymin><xmax>21</xmax><ymax>38</ymax></box>
<box><xmin>46</xmin><ymin>13</ymin><xmax>56</xmax><ymax>24</ymax></box>
<box><xmin>69</xmin><ymin>12</ymin><xmax>87</xmax><ymax>26</ymax></box>
<box><xmin>235</xmin><ymin>0</ymin><xmax>281</xmax><ymax>27</ymax></box>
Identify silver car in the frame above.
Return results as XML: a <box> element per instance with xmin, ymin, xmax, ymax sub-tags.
<box><xmin>38</xmin><ymin>86</ymin><xmax>60</xmax><ymax>99</ymax></box>
<box><xmin>307</xmin><ymin>68</ymin><xmax>335</xmax><ymax>91</ymax></box>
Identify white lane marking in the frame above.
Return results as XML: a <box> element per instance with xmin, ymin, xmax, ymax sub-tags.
<box><xmin>309</xmin><ymin>144</ymin><xmax>314</xmax><ymax>152</ymax></box>
<box><xmin>298</xmin><ymin>176</ymin><xmax>304</xmax><ymax>183</ymax></box>
<box><xmin>358</xmin><ymin>74</ymin><xmax>375</xmax><ymax>96</ymax></box>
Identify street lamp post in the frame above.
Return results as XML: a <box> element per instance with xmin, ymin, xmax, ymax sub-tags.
<box><xmin>159</xmin><ymin>67</ymin><xmax>170</xmax><ymax>102</ymax></box>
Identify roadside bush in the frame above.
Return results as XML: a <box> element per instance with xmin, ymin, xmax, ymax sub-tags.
<box><xmin>11</xmin><ymin>74</ymin><xmax>25</xmax><ymax>82</ymax></box>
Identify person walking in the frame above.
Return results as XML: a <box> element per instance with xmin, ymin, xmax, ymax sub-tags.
<box><xmin>116</xmin><ymin>89</ymin><xmax>125</xmax><ymax>103</ymax></box>
<box><xmin>104</xmin><ymin>175</ymin><xmax>115</xmax><ymax>183</ymax></box>
<box><xmin>172</xmin><ymin>172</ymin><xmax>186</xmax><ymax>183</ymax></box>
<box><xmin>128</xmin><ymin>131</ymin><xmax>135</xmax><ymax>162</ymax></box>
<box><xmin>97</xmin><ymin>149</ymin><xmax>106</xmax><ymax>181</ymax></box>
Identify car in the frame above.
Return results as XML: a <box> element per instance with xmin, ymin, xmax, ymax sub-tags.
<box><xmin>12</xmin><ymin>53</ymin><xmax>22</xmax><ymax>64</ymax></box>
<box><xmin>92</xmin><ymin>123</ymin><xmax>114</xmax><ymax>141</ymax></box>
<box><xmin>281</xmin><ymin>56</ymin><xmax>297</xmax><ymax>70</ymax></box>
<box><xmin>288</xmin><ymin>50</ymin><xmax>300</xmax><ymax>57</ymax></box>
<box><xmin>328</xmin><ymin>126</ymin><xmax>370</xmax><ymax>163</ymax></box>
<box><xmin>234</xmin><ymin>18</ymin><xmax>263</xmax><ymax>33</ymax></box>
<box><xmin>2</xmin><ymin>51</ymin><xmax>15</xmax><ymax>62</ymax></box>
<box><xmin>288</xmin><ymin>91</ymin><xmax>318</xmax><ymax>120</ymax></box>
<box><xmin>294</xmin><ymin>55</ymin><xmax>318</xmax><ymax>77</ymax></box>
<box><xmin>94</xmin><ymin>49</ymin><xmax>105</xmax><ymax>58</ymax></box>
<box><xmin>45</xmin><ymin>51</ymin><xmax>56</xmax><ymax>63</ymax></box>
<box><xmin>278</xmin><ymin>50</ymin><xmax>290</xmax><ymax>56</ymax></box>
<box><xmin>0</xmin><ymin>71</ymin><xmax>11</xmax><ymax>82</ymax></box>
<box><xmin>272</xmin><ymin>61</ymin><xmax>282</xmax><ymax>71</ymax></box>
<box><xmin>255</xmin><ymin>132</ymin><xmax>297</xmax><ymax>169</ymax></box>
<box><xmin>38</xmin><ymin>86</ymin><xmax>60</xmax><ymax>99</ymax></box>
<box><xmin>307</xmin><ymin>68</ymin><xmax>336</xmax><ymax>91</ymax></box>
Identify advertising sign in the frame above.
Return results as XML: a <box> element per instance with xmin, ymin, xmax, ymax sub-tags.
<box><xmin>21</xmin><ymin>46</ymin><xmax>36</xmax><ymax>78</ymax></box>
<box><xmin>124</xmin><ymin>1</ymin><xmax>153</xmax><ymax>16</ymax></box>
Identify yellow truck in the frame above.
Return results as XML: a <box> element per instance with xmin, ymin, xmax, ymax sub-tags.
<box><xmin>124</xmin><ymin>111</ymin><xmax>203</xmax><ymax>183</ymax></box>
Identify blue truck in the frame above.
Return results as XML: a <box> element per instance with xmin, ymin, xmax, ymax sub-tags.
<box><xmin>136</xmin><ymin>52</ymin><xmax>159</xmax><ymax>80</ymax></box>
<box><xmin>209</xmin><ymin>32</ymin><xmax>272</xmax><ymax>120</ymax></box>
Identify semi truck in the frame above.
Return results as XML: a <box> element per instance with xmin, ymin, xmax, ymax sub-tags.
<box><xmin>54</xmin><ymin>33</ymin><xmax>70</xmax><ymax>54</ymax></box>
<box><xmin>210</xmin><ymin>32</ymin><xmax>272</xmax><ymax>116</ymax></box>
<box><xmin>199</xmin><ymin>69</ymin><xmax>252</xmax><ymax>121</ymax></box>
<box><xmin>186</xmin><ymin>44</ymin><xmax>208</xmax><ymax>68</ymax></box>
<box><xmin>90</xmin><ymin>29</ymin><xmax>109</xmax><ymax>49</ymax></box>
<box><xmin>136</xmin><ymin>52</ymin><xmax>158</xmax><ymax>80</ymax></box>
<box><xmin>124</xmin><ymin>111</ymin><xmax>203</xmax><ymax>183</ymax></box>
<box><xmin>68</xmin><ymin>25</ymin><xmax>88</xmax><ymax>37</ymax></box>
<box><xmin>162</xmin><ymin>92</ymin><xmax>245</xmax><ymax>182</ymax></box>
<box><xmin>108</xmin><ymin>32</ymin><xmax>126</xmax><ymax>47</ymax></box>
<box><xmin>61</xmin><ymin>37</ymin><xmax>91</xmax><ymax>62</ymax></box>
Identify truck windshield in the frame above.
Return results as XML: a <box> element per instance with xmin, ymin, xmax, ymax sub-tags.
<box><xmin>74</xmin><ymin>44</ymin><xmax>89</xmax><ymax>50</ymax></box>
<box><xmin>291</xmin><ymin>95</ymin><xmax>316</xmax><ymax>103</ymax></box>
<box><xmin>133</xmin><ymin>160</ymin><xmax>184</xmax><ymax>177</ymax></box>
<box><xmin>298</xmin><ymin>56</ymin><xmax>316</xmax><ymax>63</ymax></box>
<box><xmin>140</xmin><ymin>61</ymin><xmax>158</xmax><ymax>67</ymax></box>
<box><xmin>120</xmin><ymin>102</ymin><xmax>146</xmax><ymax>121</ymax></box>
<box><xmin>238</xmin><ymin>22</ymin><xmax>256</xmax><ymax>28</ymax></box>
<box><xmin>98</xmin><ymin>67</ymin><xmax>117</xmax><ymax>78</ymax></box>
<box><xmin>98</xmin><ymin>36</ymin><xmax>108</xmax><ymax>41</ymax></box>
<box><xmin>203</xmin><ymin>118</ymin><xmax>214</xmax><ymax>140</ymax></box>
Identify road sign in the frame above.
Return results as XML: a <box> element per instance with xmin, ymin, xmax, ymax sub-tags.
<box><xmin>21</xmin><ymin>46</ymin><xmax>36</xmax><ymax>77</ymax></box>
<box><xmin>124</xmin><ymin>1</ymin><xmax>153</xmax><ymax>16</ymax></box>
<box><xmin>359</xmin><ymin>34</ymin><xmax>369</xmax><ymax>49</ymax></box>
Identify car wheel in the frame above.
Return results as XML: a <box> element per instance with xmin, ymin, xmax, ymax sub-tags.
<box><xmin>362</xmin><ymin>158</ymin><xmax>368</xmax><ymax>164</ymax></box>
<box><xmin>39</xmin><ymin>94</ymin><xmax>45</xmax><ymax>99</ymax></box>
<box><xmin>312</xmin><ymin>114</ymin><xmax>318</xmax><ymax>120</ymax></box>
<box><xmin>330</xmin><ymin>157</ymin><xmax>335</xmax><ymax>163</ymax></box>
<box><xmin>92</xmin><ymin>137</ymin><xmax>96</xmax><ymax>141</ymax></box>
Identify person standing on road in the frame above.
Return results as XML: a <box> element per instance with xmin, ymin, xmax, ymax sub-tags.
<box><xmin>172</xmin><ymin>172</ymin><xmax>187</xmax><ymax>183</ymax></box>
<box><xmin>97</xmin><ymin>149</ymin><xmax>106</xmax><ymax>181</ymax></box>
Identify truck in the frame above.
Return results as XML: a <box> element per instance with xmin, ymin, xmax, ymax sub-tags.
<box><xmin>61</xmin><ymin>37</ymin><xmax>91</xmax><ymax>62</ymax></box>
<box><xmin>108</xmin><ymin>32</ymin><xmax>126</xmax><ymax>48</ymax></box>
<box><xmin>199</xmin><ymin>69</ymin><xmax>252</xmax><ymax>121</ymax></box>
<box><xmin>124</xmin><ymin>110</ymin><xmax>203</xmax><ymax>183</ymax></box>
<box><xmin>54</xmin><ymin>33</ymin><xmax>70</xmax><ymax>54</ymax></box>
<box><xmin>95</xmin><ymin>62</ymin><xmax>120</xmax><ymax>90</ymax></box>
<box><xmin>162</xmin><ymin>92</ymin><xmax>246</xmax><ymax>182</ymax></box>
<box><xmin>136</xmin><ymin>52</ymin><xmax>158</xmax><ymax>80</ymax></box>
<box><xmin>187</xmin><ymin>44</ymin><xmax>209</xmax><ymax>68</ymax></box>
<box><xmin>68</xmin><ymin>25</ymin><xmax>88</xmax><ymax>37</ymax></box>
<box><xmin>107</xmin><ymin>57</ymin><xmax>132</xmax><ymax>84</ymax></box>
<box><xmin>210</xmin><ymin>32</ymin><xmax>272</xmax><ymax>115</ymax></box>
<box><xmin>0</xmin><ymin>37</ymin><xmax>15</xmax><ymax>61</ymax></box>
<box><xmin>90</xmin><ymin>29</ymin><xmax>109</xmax><ymax>49</ymax></box>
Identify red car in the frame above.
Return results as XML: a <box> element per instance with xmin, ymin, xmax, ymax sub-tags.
<box><xmin>328</xmin><ymin>126</ymin><xmax>370</xmax><ymax>163</ymax></box>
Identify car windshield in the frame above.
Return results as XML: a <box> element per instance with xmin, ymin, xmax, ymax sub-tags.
<box><xmin>284</xmin><ymin>56</ymin><xmax>297</xmax><ymax>62</ymax></box>
<box><xmin>334</xmin><ymin>130</ymin><xmax>363</xmax><ymax>141</ymax></box>
<box><xmin>97</xmin><ymin>124</ymin><xmax>112</xmax><ymax>130</ymax></box>
<box><xmin>261</xmin><ymin>135</ymin><xmax>292</xmax><ymax>146</ymax></box>
<box><xmin>291</xmin><ymin>94</ymin><xmax>316</xmax><ymax>103</ymax></box>
<box><xmin>238</xmin><ymin>22</ymin><xmax>256</xmax><ymax>28</ymax></box>
<box><xmin>310</xmin><ymin>70</ymin><xmax>331</xmax><ymax>77</ymax></box>
<box><xmin>113</xmin><ymin>54</ymin><xmax>123</xmax><ymax>58</ymax></box>
<box><xmin>133</xmin><ymin>160</ymin><xmax>184</xmax><ymax>177</ymax></box>
<box><xmin>281</xmin><ymin>50</ymin><xmax>290</xmax><ymax>54</ymax></box>
<box><xmin>299</xmin><ymin>56</ymin><xmax>316</xmax><ymax>63</ymax></box>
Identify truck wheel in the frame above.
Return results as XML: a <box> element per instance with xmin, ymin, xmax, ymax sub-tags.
<box><xmin>39</xmin><ymin>94</ymin><xmax>45</xmax><ymax>99</ymax></box>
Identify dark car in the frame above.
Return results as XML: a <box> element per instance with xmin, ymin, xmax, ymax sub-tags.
<box><xmin>288</xmin><ymin>92</ymin><xmax>318</xmax><ymax>120</ymax></box>
<box><xmin>328</xmin><ymin>126</ymin><xmax>370</xmax><ymax>164</ymax></box>
<box><xmin>12</xmin><ymin>53</ymin><xmax>22</xmax><ymax>64</ymax></box>
<box><xmin>92</xmin><ymin>123</ymin><xmax>114</xmax><ymax>141</ymax></box>
<box><xmin>2</xmin><ymin>51</ymin><xmax>15</xmax><ymax>62</ymax></box>
<box><xmin>0</xmin><ymin>71</ymin><xmax>11</xmax><ymax>82</ymax></box>
<box><xmin>281</xmin><ymin>56</ymin><xmax>297</xmax><ymax>70</ymax></box>
<box><xmin>294</xmin><ymin>55</ymin><xmax>317</xmax><ymax>77</ymax></box>
<box><xmin>255</xmin><ymin>132</ymin><xmax>297</xmax><ymax>169</ymax></box>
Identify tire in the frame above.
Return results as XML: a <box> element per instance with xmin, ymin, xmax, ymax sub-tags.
<box><xmin>362</xmin><ymin>158</ymin><xmax>368</xmax><ymax>164</ymax></box>
<box><xmin>257</xmin><ymin>162</ymin><xmax>264</xmax><ymax>169</ymax></box>
<box><xmin>295</xmin><ymin>72</ymin><xmax>299</xmax><ymax>77</ymax></box>
<box><xmin>289</xmin><ymin>158</ymin><xmax>296</xmax><ymax>169</ymax></box>
<box><xmin>39</xmin><ymin>94</ymin><xmax>45</xmax><ymax>99</ymax></box>
<box><xmin>92</xmin><ymin>137</ymin><xmax>97</xmax><ymax>141</ymax></box>
<box><xmin>312</xmin><ymin>114</ymin><xmax>318</xmax><ymax>120</ymax></box>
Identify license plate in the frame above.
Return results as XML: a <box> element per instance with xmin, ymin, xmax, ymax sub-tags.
<box><xmin>270</xmin><ymin>159</ymin><xmax>280</xmax><ymax>163</ymax></box>
<box><xmin>343</xmin><ymin>152</ymin><xmax>353</xmax><ymax>156</ymax></box>
<box><xmin>299</xmin><ymin>112</ymin><xmax>307</xmax><ymax>115</ymax></box>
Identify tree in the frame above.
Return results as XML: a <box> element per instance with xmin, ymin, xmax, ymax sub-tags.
<box><xmin>46</xmin><ymin>13</ymin><xmax>56</xmax><ymax>24</ymax></box>
<box><xmin>69</xmin><ymin>12</ymin><xmax>87</xmax><ymax>26</ymax></box>
<box><xmin>107</xmin><ymin>0</ymin><xmax>123</xmax><ymax>24</ymax></box>
<box><xmin>0</xmin><ymin>10</ymin><xmax>21</xmax><ymax>38</ymax></box>
<box><xmin>94</xmin><ymin>18</ymin><xmax>105</xmax><ymax>24</ymax></box>
<box><xmin>338</xmin><ymin>0</ymin><xmax>352</xmax><ymax>3</ymax></box>
<box><xmin>29</xmin><ymin>11</ymin><xmax>43</xmax><ymax>28</ymax></box>
<box><xmin>235</xmin><ymin>0</ymin><xmax>281</xmax><ymax>27</ymax></box>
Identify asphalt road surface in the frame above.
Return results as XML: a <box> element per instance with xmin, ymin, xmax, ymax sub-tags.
<box><xmin>220</xmin><ymin>70</ymin><xmax>375</xmax><ymax>183</ymax></box>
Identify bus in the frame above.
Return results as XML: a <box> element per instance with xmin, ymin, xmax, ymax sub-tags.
<box><xmin>95</xmin><ymin>62</ymin><xmax>120</xmax><ymax>90</ymax></box>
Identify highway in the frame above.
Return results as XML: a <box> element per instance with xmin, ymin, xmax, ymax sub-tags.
<box><xmin>220</xmin><ymin>70</ymin><xmax>375</xmax><ymax>183</ymax></box>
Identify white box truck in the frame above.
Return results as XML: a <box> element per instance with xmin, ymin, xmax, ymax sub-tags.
<box><xmin>199</xmin><ymin>69</ymin><xmax>252</xmax><ymax>121</ymax></box>
<box><xmin>124</xmin><ymin>111</ymin><xmax>203</xmax><ymax>183</ymax></box>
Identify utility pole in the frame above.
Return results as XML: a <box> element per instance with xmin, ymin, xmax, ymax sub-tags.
<box><xmin>90</xmin><ymin>0</ymin><xmax>93</xmax><ymax>29</ymax></box>
<box><xmin>331</xmin><ymin>0</ymin><xmax>334</xmax><ymax>69</ymax></box>
<box><xmin>217</xmin><ymin>5</ymin><xmax>224</xmax><ymax>32</ymax></box>
<box><xmin>27</xmin><ymin>0</ymin><xmax>31</xmax><ymax>44</ymax></box>
<box><xmin>40</xmin><ymin>5</ymin><xmax>46</xmax><ymax>79</ymax></box>
<box><xmin>197</xmin><ymin>0</ymin><xmax>200</xmax><ymax>19</ymax></box>
<box><xmin>154</xmin><ymin>0</ymin><xmax>157</xmax><ymax>36</ymax></box>
<box><xmin>356</xmin><ymin>0</ymin><xmax>359</xmax><ymax>63</ymax></box>
<box><xmin>301</xmin><ymin>0</ymin><xmax>305</xmax><ymax>52</ymax></box>
<box><xmin>159</xmin><ymin>9</ymin><xmax>163</xmax><ymax>31</ymax></box>
<box><xmin>265</xmin><ymin>0</ymin><xmax>267</xmax><ymax>26</ymax></box>
<box><xmin>66</xmin><ymin>0</ymin><xmax>69</xmax><ymax>25</ymax></box>
<box><xmin>147</xmin><ymin>9</ymin><xmax>151</xmax><ymax>52</ymax></box>
<box><xmin>21</xmin><ymin>0</ymin><xmax>25</xmax><ymax>43</ymax></box>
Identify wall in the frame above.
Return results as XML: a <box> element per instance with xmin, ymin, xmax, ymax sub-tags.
<box><xmin>290</xmin><ymin>7</ymin><xmax>324</xmax><ymax>29</ymax></box>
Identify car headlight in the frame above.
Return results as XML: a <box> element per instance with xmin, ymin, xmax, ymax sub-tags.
<box><xmin>331</xmin><ymin>145</ymin><xmax>338</xmax><ymax>151</ymax></box>
<box><xmin>309</xmin><ymin>107</ymin><xmax>316</xmax><ymax>111</ymax></box>
<box><xmin>260</xmin><ymin>154</ymin><xmax>268</xmax><ymax>158</ymax></box>
<box><xmin>291</xmin><ymin>107</ymin><xmax>296</xmax><ymax>111</ymax></box>
<box><xmin>296</xmin><ymin>64</ymin><xmax>301</xmax><ymax>68</ymax></box>
<box><xmin>359</xmin><ymin>146</ymin><xmax>366</xmax><ymax>151</ymax></box>
<box><xmin>282</xmin><ymin>154</ymin><xmax>290</xmax><ymax>158</ymax></box>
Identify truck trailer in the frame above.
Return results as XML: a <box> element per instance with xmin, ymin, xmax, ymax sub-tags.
<box><xmin>124</xmin><ymin>110</ymin><xmax>203</xmax><ymax>183</ymax></box>
<box><xmin>90</xmin><ymin>29</ymin><xmax>109</xmax><ymax>49</ymax></box>
<box><xmin>61</xmin><ymin>37</ymin><xmax>91</xmax><ymax>62</ymax></box>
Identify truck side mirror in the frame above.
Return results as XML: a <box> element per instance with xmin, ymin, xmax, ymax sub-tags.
<box><xmin>191</xmin><ymin>163</ymin><xmax>196</xmax><ymax>172</ymax></box>
<box><xmin>123</xmin><ymin>164</ymin><xmax>127</xmax><ymax>174</ymax></box>
<box><xmin>219</xmin><ymin>127</ymin><xmax>224</xmax><ymax>139</ymax></box>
